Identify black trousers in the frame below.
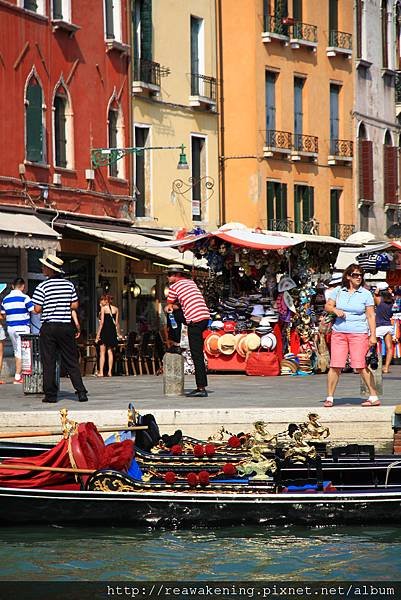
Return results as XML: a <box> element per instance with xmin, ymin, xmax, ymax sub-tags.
<box><xmin>40</xmin><ymin>322</ymin><xmax>86</xmax><ymax>400</ymax></box>
<box><xmin>188</xmin><ymin>319</ymin><xmax>209</xmax><ymax>389</ymax></box>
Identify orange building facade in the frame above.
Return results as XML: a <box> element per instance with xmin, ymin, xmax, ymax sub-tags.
<box><xmin>218</xmin><ymin>0</ymin><xmax>355</xmax><ymax>239</ymax></box>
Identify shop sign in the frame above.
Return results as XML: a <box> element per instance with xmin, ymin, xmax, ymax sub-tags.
<box><xmin>21</xmin><ymin>339</ymin><xmax>32</xmax><ymax>375</ymax></box>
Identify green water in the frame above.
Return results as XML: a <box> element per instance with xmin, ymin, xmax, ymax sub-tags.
<box><xmin>0</xmin><ymin>525</ymin><xmax>400</xmax><ymax>581</ymax></box>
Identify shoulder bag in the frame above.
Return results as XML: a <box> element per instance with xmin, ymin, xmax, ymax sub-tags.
<box><xmin>245</xmin><ymin>349</ymin><xmax>280</xmax><ymax>377</ymax></box>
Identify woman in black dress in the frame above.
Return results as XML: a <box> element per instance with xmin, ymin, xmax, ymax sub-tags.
<box><xmin>95</xmin><ymin>294</ymin><xmax>120</xmax><ymax>377</ymax></box>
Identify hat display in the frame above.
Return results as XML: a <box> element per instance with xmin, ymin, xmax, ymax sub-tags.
<box><xmin>259</xmin><ymin>316</ymin><xmax>271</xmax><ymax>327</ymax></box>
<box><xmin>280</xmin><ymin>359</ymin><xmax>298</xmax><ymax>375</ymax></box>
<box><xmin>39</xmin><ymin>254</ymin><xmax>64</xmax><ymax>273</ymax></box>
<box><xmin>217</xmin><ymin>333</ymin><xmax>237</xmax><ymax>355</ymax></box>
<box><xmin>328</xmin><ymin>273</ymin><xmax>342</xmax><ymax>286</ymax></box>
<box><xmin>223</xmin><ymin>321</ymin><xmax>236</xmax><ymax>333</ymax></box>
<box><xmin>204</xmin><ymin>333</ymin><xmax>221</xmax><ymax>356</ymax></box>
<box><xmin>278</xmin><ymin>276</ymin><xmax>297</xmax><ymax>292</ymax></box>
<box><xmin>243</xmin><ymin>332</ymin><xmax>261</xmax><ymax>352</ymax></box>
<box><xmin>283</xmin><ymin>291</ymin><xmax>296</xmax><ymax>313</ymax></box>
<box><xmin>166</xmin><ymin>264</ymin><xmax>186</xmax><ymax>274</ymax></box>
<box><xmin>210</xmin><ymin>320</ymin><xmax>224</xmax><ymax>330</ymax></box>
<box><xmin>235</xmin><ymin>334</ymin><xmax>248</xmax><ymax>358</ymax></box>
<box><xmin>250</xmin><ymin>304</ymin><xmax>264</xmax><ymax>317</ymax></box>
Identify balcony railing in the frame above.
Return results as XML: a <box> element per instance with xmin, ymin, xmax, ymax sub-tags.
<box><xmin>330</xmin><ymin>139</ymin><xmax>353</xmax><ymax>157</ymax></box>
<box><xmin>263</xmin><ymin>15</ymin><xmax>289</xmax><ymax>36</ymax></box>
<box><xmin>293</xmin><ymin>134</ymin><xmax>318</xmax><ymax>154</ymax></box>
<box><xmin>268</xmin><ymin>218</ymin><xmax>294</xmax><ymax>232</ymax></box>
<box><xmin>329</xmin><ymin>30</ymin><xmax>352</xmax><ymax>50</ymax></box>
<box><xmin>295</xmin><ymin>220</ymin><xmax>320</xmax><ymax>235</ymax></box>
<box><xmin>332</xmin><ymin>224</ymin><xmax>355</xmax><ymax>241</ymax></box>
<box><xmin>191</xmin><ymin>73</ymin><xmax>217</xmax><ymax>101</ymax></box>
<box><xmin>265</xmin><ymin>130</ymin><xmax>293</xmax><ymax>150</ymax></box>
<box><xmin>290</xmin><ymin>22</ymin><xmax>317</xmax><ymax>44</ymax></box>
<box><xmin>396</xmin><ymin>71</ymin><xmax>401</xmax><ymax>103</ymax></box>
<box><xmin>133</xmin><ymin>58</ymin><xmax>161</xmax><ymax>87</ymax></box>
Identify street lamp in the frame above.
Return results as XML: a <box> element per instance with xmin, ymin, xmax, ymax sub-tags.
<box><xmin>91</xmin><ymin>144</ymin><xmax>189</xmax><ymax>169</ymax></box>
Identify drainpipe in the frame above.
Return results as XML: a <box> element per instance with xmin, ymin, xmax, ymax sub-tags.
<box><xmin>216</xmin><ymin>0</ymin><xmax>226</xmax><ymax>226</ymax></box>
<box><xmin>127</xmin><ymin>0</ymin><xmax>134</xmax><ymax>207</ymax></box>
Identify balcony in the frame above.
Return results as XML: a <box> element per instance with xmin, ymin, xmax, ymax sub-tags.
<box><xmin>189</xmin><ymin>74</ymin><xmax>217</xmax><ymax>111</ymax></box>
<box><xmin>396</xmin><ymin>71</ymin><xmax>401</xmax><ymax>116</ymax></box>
<box><xmin>328</xmin><ymin>139</ymin><xmax>353</xmax><ymax>166</ymax></box>
<box><xmin>291</xmin><ymin>134</ymin><xmax>318</xmax><ymax>162</ymax></box>
<box><xmin>263</xmin><ymin>130</ymin><xmax>292</xmax><ymax>158</ymax></box>
<box><xmin>132</xmin><ymin>59</ymin><xmax>165</xmax><ymax>95</ymax></box>
<box><xmin>332</xmin><ymin>224</ymin><xmax>355</xmax><ymax>241</ymax></box>
<box><xmin>262</xmin><ymin>15</ymin><xmax>290</xmax><ymax>44</ymax></box>
<box><xmin>295</xmin><ymin>220</ymin><xmax>320</xmax><ymax>235</ymax></box>
<box><xmin>268</xmin><ymin>218</ymin><xmax>294</xmax><ymax>232</ymax></box>
<box><xmin>326</xmin><ymin>30</ymin><xmax>352</xmax><ymax>58</ymax></box>
<box><xmin>289</xmin><ymin>22</ymin><xmax>318</xmax><ymax>51</ymax></box>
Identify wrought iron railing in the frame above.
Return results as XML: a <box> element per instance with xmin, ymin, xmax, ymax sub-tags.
<box><xmin>293</xmin><ymin>134</ymin><xmax>318</xmax><ymax>154</ymax></box>
<box><xmin>264</xmin><ymin>15</ymin><xmax>289</xmax><ymax>36</ymax></box>
<box><xmin>290</xmin><ymin>22</ymin><xmax>317</xmax><ymax>43</ymax></box>
<box><xmin>295</xmin><ymin>220</ymin><xmax>320</xmax><ymax>235</ymax></box>
<box><xmin>191</xmin><ymin>73</ymin><xmax>217</xmax><ymax>101</ymax></box>
<box><xmin>133</xmin><ymin>58</ymin><xmax>161</xmax><ymax>87</ymax></box>
<box><xmin>265</xmin><ymin>130</ymin><xmax>293</xmax><ymax>150</ymax></box>
<box><xmin>268</xmin><ymin>218</ymin><xmax>294</xmax><ymax>232</ymax></box>
<box><xmin>330</xmin><ymin>139</ymin><xmax>353</xmax><ymax>157</ymax></box>
<box><xmin>396</xmin><ymin>71</ymin><xmax>401</xmax><ymax>103</ymax></box>
<box><xmin>332</xmin><ymin>224</ymin><xmax>355</xmax><ymax>240</ymax></box>
<box><xmin>329</xmin><ymin>30</ymin><xmax>352</xmax><ymax>50</ymax></box>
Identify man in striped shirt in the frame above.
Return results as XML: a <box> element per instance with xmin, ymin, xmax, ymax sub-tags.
<box><xmin>32</xmin><ymin>254</ymin><xmax>88</xmax><ymax>403</ymax></box>
<box><xmin>1</xmin><ymin>278</ymin><xmax>34</xmax><ymax>383</ymax></box>
<box><xmin>165</xmin><ymin>264</ymin><xmax>210</xmax><ymax>397</ymax></box>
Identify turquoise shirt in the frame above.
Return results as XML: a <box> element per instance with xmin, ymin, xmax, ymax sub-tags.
<box><xmin>327</xmin><ymin>285</ymin><xmax>374</xmax><ymax>334</ymax></box>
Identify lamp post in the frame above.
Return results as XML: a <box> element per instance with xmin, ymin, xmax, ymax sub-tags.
<box><xmin>91</xmin><ymin>144</ymin><xmax>189</xmax><ymax>169</ymax></box>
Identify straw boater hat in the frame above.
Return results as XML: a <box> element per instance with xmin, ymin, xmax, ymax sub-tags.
<box><xmin>235</xmin><ymin>333</ymin><xmax>248</xmax><ymax>358</ymax></box>
<box><xmin>217</xmin><ymin>333</ymin><xmax>237</xmax><ymax>355</ymax></box>
<box><xmin>243</xmin><ymin>332</ymin><xmax>261</xmax><ymax>352</ymax></box>
<box><xmin>39</xmin><ymin>255</ymin><xmax>64</xmax><ymax>273</ymax></box>
<box><xmin>204</xmin><ymin>333</ymin><xmax>221</xmax><ymax>356</ymax></box>
<box><xmin>166</xmin><ymin>264</ymin><xmax>186</xmax><ymax>274</ymax></box>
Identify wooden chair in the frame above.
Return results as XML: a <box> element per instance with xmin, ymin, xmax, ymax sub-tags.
<box><xmin>126</xmin><ymin>332</ymin><xmax>142</xmax><ymax>376</ymax></box>
<box><xmin>80</xmin><ymin>342</ymin><xmax>97</xmax><ymax>376</ymax></box>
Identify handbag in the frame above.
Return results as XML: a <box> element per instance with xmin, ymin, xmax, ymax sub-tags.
<box><xmin>245</xmin><ymin>349</ymin><xmax>280</xmax><ymax>376</ymax></box>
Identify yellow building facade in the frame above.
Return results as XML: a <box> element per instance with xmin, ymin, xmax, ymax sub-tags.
<box><xmin>219</xmin><ymin>0</ymin><xmax>354</xmax><ymax>239</ymax></box>
<box><xmin>132</xmin><ymin>0</ymin><xmax>220</xmax><ymax>232</ymax></box>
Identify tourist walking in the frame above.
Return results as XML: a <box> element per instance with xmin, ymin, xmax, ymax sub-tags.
<box><xmin>165</xmin><ymin>264</ymin><xmax>210</xmax><ymax>397</ymax></box>
<box><xmin>0</xmin><ymin>316</ymin><xmax>5</xmax><ymax>385</ymax></box>
<box><xmin>324</xmin><ymin>263</ymin><xmax>379</xmax><ymax>407</ymax></box>
<box><xmin>95</xmin><ymin>294</ymin><xmax>120</xmax><ymax>377</ymax></box>
<box><xmin>374</xmin><ymin>283</ymin><xmax>394</xmax><ymax>374</ymax></box>
<box><xmin>32</xmin><ymin>255</ymin><xmax>88</xmax><ymax>403</ymax></box>
<box><xmin>0</xmin><ymin>278</ymin><xmax>34</xmax><ymax>383</ymax></box>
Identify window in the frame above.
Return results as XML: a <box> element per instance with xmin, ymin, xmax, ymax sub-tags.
<box><xmin>265</xmin><ymin>72</ymin><xmax>276</xmax><ymax>133</ymax></box>
<box><xmin>294</xmin><ymin>77</ymin><xmax>304</xmax><ymax>150</ymax></box>
<box><xmin>329</xmin><ymin>0</ymin><xmax>338</xmax><ymax>33</ymax></box>
<box><xmin>26</xmin><ymin>76</ymin><xmax>44</xmax><ymax>163</ymax></box>
<box><xmin>134</xmin><ymin>0</ymin><xmax>153</xmax><ymax>81</ymax></box>
<box><xmin>267</xmin><ymin>182</ymin><xmax>288</xmax><ymax>231</ymax></box>
<box><xmin>134</xmin><ymin>126</ymin><xmax>150</xmax><ymax>217</ymax></box>
<box><xmin>54</xmin><ymin>90</ymin><xmax>67</xmax><ymax>168</ymax></box>
<box><xmin>293</xmin><ymin>0</ymin><xmax>302</xmax><ymax>21</ymax></box>
<box><xmin>330</xmin><ymin>84</ymin><xmax>340</xmax><ymax>154</ymax></box>
<box><xmin>52</xmin><ymin>0</ymin><xmax>71</xmax><ymax>20</ymax></box>
<box><xmin>381</xmin><ymin>0</ymin><xmax>388</xmax><ymax>68</ymax></box>
<box><xmin>356</xmin><ymin>0</ymin><xmax>363</xmax><ymax>59</ymax></box>
<box><xmin>104</xmin><ymin>0</ymin><xmax>122</xmax><ymax>42</ymax></box>
<box><xmin>330</xmin><ymin>189</ymin><xmax>341</xmax><ymax>237</ymax></box>
<box><xmin>22</xmin><ymin>0</ymin><xmax>45</xmax><ymax>14</ymax></box>
<box><xmin>384</xmin><ymin>131</ymin><xmax>398</xmax><ymax>205</ymax></box>
<box><xmin>191</xmin><ymin>16</ymin><xmax>204</xmax><ymax>95</ymax></box>
<box><xmin>358</xmin><ymin>123</ymin><xmax>373</xmax><ymax>202</ymax></box>
<box><xmin>107</xmin><ymin>101</ymin><xmax>125</xmax><ymax>179</ymax></box>
<box><xmin>294</xmin><ymin>185</ymin><xmax>314</xmax><ymax>233</ymax></box>
<box><xmin>191</xmin><ymin>136</ymin><xmax>206</xmax><ymax>222</ymax></box>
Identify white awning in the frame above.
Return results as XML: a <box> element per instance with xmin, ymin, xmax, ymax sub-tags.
<box><xmin>335</xmin><ymin>241</ymin><xmax>397</xmax><ymax>270</ymax></box>
<box><xmin>64</xmin><ymin>224</ymin><xmax>207</xmax><ymax>268</ymax></box>
<box><xmin>0</xmin><ymin>212</ymin><xmax>60</xmax><ymax>251</ymax></box>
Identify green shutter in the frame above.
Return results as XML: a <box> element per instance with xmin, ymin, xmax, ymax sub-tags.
<box><xmin>267</xmin><ymin>181</ymin><xmax>275</xmax><ymax>228</ymax></box>
<box><xmin>329</xmin><ymin>0</ymin><xmax>338</xmax><ymax>32</ymax></box>
<box><xmin>278</xmin><ymin>184</ymin><xmax>287</xmax><ymax>219</ymax></box>
<box><xmin>293</xmin><ymin>0</ymin><xmax>302</xmax><ymax>21</ymax></box>
<box><xmin>54</xmin><ymin>96</ymin><xmax>67</xmax><ymax>168</ymax></box>
<box><xmin>304</xmin><ymin>186</ymin><xmax>314</xmax><ymax>221</ymax></box>
<box><xmin>141</xmin><ymin>0</ymin><xmax>153</xmax><ymax>61</ymax></box>
<box><xmin>24</xmin><ymin>0</ymin><xmax>38</xmax><ymax>11</ymax></box>
<box><xmin>108</xmin><ymin>109</ymin><xmax>118</xmax><ymax>177</ymax></box>
<box><xmin>26</xmin><ymin>82</ymin><xmax>43</xmax><ymax>163</ymax></box>
<box><xmin>294</xmin><ymin>185</ymin><xmax>301</xmax><ymax>233</ymax></box>
<box><xmin>52</xmin><ymin>0</ymin><xmax>63</xmax><ymax>19</ymax></box>
<box><xmin>330</xmin><ymin>190</ymin><xmax>340</xmax><ymax>237</ymax></box>
<box><xmin>105</xmin><ymin>0</ymin><xmax>115</xmax><ymax>39</ymax></box>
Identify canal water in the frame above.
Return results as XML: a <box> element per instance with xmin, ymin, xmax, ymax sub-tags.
<box><xmin>0</xmin><ymin>524</ymin><xmax>400</xmax><ymax>581</ymax></box>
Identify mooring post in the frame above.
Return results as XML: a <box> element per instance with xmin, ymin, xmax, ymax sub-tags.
<box><xmin>163</xmin><ymin>352</ymin><xmax>185</xmax><ymax>396</ymax></box>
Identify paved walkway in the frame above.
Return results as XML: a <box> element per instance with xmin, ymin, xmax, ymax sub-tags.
<box><xmin>0</xmin><ymin>368</ymin><xmax>400</xmax><ymax>449</ymax></box>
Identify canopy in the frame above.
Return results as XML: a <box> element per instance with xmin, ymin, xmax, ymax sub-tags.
<box><xmin>0</xmin><ymin>212</ymin><xmax>60</xmax><ymax>251</ymax></box>
<box><xmin>336</xmin><ymin>240</ymin><xmax>401</xmax><ymax>270</ymax></box>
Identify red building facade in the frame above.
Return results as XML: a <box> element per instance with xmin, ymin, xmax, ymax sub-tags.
<box><xmin>0</xmin><ymin>0</ymin><xmax>132</xmax><ymax>219</ymax></box>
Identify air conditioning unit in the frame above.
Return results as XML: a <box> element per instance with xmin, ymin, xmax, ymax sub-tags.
<box><xmin>53</xmin><ymin>173</ymin><xmax>62</xmax><ymax>185</ymax></box>
<box><xmin>85</xmin><ymin>169</ymin><xmax>95</xmax><ymax>180</ymax></box>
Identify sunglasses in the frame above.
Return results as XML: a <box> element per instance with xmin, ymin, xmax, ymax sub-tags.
<box><xmin>350</xmin><ymin>273</ymin><xmax>363</xmax><ymax>278</ymax></box>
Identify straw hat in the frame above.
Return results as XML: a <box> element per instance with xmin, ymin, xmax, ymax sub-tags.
<box><xmin>243</xmin><ymin>332</ymin><xmax>261</xmax><ymax>352</ymax></box>
<box><xmin>217</xmin><ymin>333</ymin><xmax>237</xmax><ymax>355</ymax></box>
<box><xmin>235</xmin><ymin>333</ymin><xmax>248</xmax><ymax>358</ymax></box>
<box><xmin>280</xmin><ymin>359</ymin><xmax>298</xmax><ymax>374</ymax></box>
<box><xmin>166</xmin><ymin>264</ymin><xmax>186</xmax><ymax>274</ymax></box>
<box><xmin>39</xmin><ymin>254</ymin><xmax>64</xmax><ymax>273</ymax></box>
<box><xmin>260</xmin><ymin>332</ymin><xmax>277</xmax><ymax>350</ymax></box>
<box><xmin>204</xmin><ymin>333</ymin><xmax>221</xmax><ymax>356</ymax></box>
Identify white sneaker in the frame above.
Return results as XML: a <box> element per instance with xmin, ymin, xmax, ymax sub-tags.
<box><xmin>13</xmin><ymin>377</ymin><xmax>22</xmax><ymax>384</ymax></box>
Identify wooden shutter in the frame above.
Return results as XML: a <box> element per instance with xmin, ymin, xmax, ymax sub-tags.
<box><xmin>294</xmin><ymin>185</ymin><xmax>301</xmax><ymax>232</ymax></box>
<box><xmin>304</xmin><ymin>186</ymin><xmax>314</xmax><ymax>221</ymax></box>
<box><xmin>330</xmin><ymin>85</ymin><xmax>339</xmax><ymax>154</ymax></box>
<box><xmin>382</xmin><ymin>1</ymin><xmax>388</xmax><ymax>68</ymax></box>
<box><xmin>329</xmin><ymin>0</ymin><xmax>338</xmax><ymax>32</ymax></box>
<box><xmin>279</xmin><ymin>183</ymin><xmax>287</xmax><ymax>219</ymax></box>
<box><xmin>356</xmin><ymin>0</ymin><xmax>362</xmax><ymax>58</ymax></box>
<box><xmin>267</xmin><ymin>181</ymin><xmax>275</xmax><ymax>227</ymax></box>
<box><xmin>384</xmin><ymin>145</ymin><xmax>398</xmax><ymax>204</ymax></box>
<box><xmin>265</xmin><ymin>72</ymin><xmax>276</xmax><ymax>132</ymax></box>
<box><xmin>26</xmin><ymin>81</ymin><xmax>43</xmax><ymax>163</ymax></box>
<box><xmin>359</xmin><ymin>140</ymin><xmax>373</xmax><ymax>201</ymax></box>
<box><xmin>105</xmin><ymin>0</ymin><xmax>115</xmax><ymax>39</ymax></box>
<box><xmin>141</xmin><ymin>0</ymin><xmax>153</xmax><ymax>61</ymax></box>
<box><xmin>294</xmin><ymin>78</ymin><xmax>303</xmax><ymax>147</ymax></box>
<box><xmin>54</xmin><ymin>96</ymin><xmax>67</xmax><ymax>168</ymax></box>
<box><xmin>108</xmin><ymin>109</ymin><xmax>118</xmax><ymax>177</ymax></box>
<box><xmin>293</xmin><ymin>0</ymin><xmax>302</xmax><ymax>21</ymax></box>
<box><xmin>53</xmin><ymin>0</ymin><xmax>63</xmax><ymax>19</ymax></box>
<box><xmin>330</xmin><ymin>189</ymin><xmax>340</xmax><ymax>237</ymax></box>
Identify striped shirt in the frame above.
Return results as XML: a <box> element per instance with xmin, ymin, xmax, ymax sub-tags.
<box><xmin>1</xmin><ymin>290</ymin><xmax>34</xmax><ymax>328</ymax></box>
<box><xmin>32</xmin><ymin>278</ymin><xmax>78</xmax><ymax>324</ymax></box>
<box><xmin>167</xmin><ymin>278</ymin><xmax>210</xmax><ymax>324</ymax></box>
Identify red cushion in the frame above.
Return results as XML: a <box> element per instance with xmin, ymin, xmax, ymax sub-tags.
<box><xmin>102</xmin><ymin>440</ymin><xmax>134</xmax><ymax>471</ymax></box>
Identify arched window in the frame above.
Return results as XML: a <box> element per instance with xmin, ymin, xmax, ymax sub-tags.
<box><xmin>25</xmin><ymin>76</ymin><xmax>44</xmax><ymax>163</ymax></box>
<box><xmin>53</xmin><ymin>82</ymin><xmax>73</xmax><ymax>169</ymax></box>
<box><xmin>107</xmin><ymin>98</ymin><xmax>124</xmax><ymax>178</ymax></box>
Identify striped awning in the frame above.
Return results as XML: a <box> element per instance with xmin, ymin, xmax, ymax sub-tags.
<box><xmin>0</xmin><ymin>212</ymin><xmax>60</xmax><ymax>251</ymax></box>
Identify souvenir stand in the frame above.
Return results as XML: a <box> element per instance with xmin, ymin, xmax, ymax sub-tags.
<box><xmin>164</xmin><ymin>225</ymin><xmax>344</xmax><ymax>376</ymax></box>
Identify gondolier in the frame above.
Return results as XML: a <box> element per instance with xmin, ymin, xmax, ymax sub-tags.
<box><xmin>32</xmin><ymin>255</ymin><xmax>88</xmax><ymax>403</ymax></box>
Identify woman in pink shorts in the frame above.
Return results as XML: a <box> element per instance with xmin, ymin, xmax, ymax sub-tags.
<box><xmin>324</xmin><ymin>264</ymin><xmax>379</xmax><ymax>407</ymax></box>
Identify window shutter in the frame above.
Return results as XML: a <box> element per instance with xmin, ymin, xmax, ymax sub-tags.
<box><xmin>54</xmin><ymin>96</ymin><xmax>67</xmax><ymax>168</ymax></box>
<box><xmin>330</xmin><ymin>85</ymin><xmax>339</xmax><ymax>154</ymax></box>
<box><xmin>356</xmin><ymin>0</ymin><xmax>362</xmax><ymax>58</ymax></box>
<box><xmin>330</xmin><ymin>189</ymin><xmax>340</xmax><ymax>237</ymax></box>
<box><xmin>304</xmin><ymin>186</ymin><xmax>314</xmax><ymax>221</ymax></box>
<box><xmin>294</xmin><ymin>78</ymin><xmax>303</xmax><ymax>141</ymax></box>
<box><xmin>26</xmin><ymin>82</ymin><xmax>43</xmax><ymax>163</ymax></box>
<box><xmin>382</xmin><ymin>1</ymin><xmax>388</xmax><ymax>68</ymax></box>
<box><xmin>384</xmin><ymin>145</ymin><xmax>398</xmax><ymax>204</ymax></box>
<box><xmin>108</xmin><ymin>109</ymin><xmax>119</xmax><ymax>177</ymax></box>
<box><xmin>279</xmin><ymin>184</ymin><xmax>287</xmax><ymax>219</ymax></box>
<box><xmin>24</xmin><ymin>0</ymin><xmax>38</xmax><ymax>11</ymax></box>
<box><xmin>265</xmin><ymin>72</ymin><xmax>276</xmax><ymax>132</ymax></box>
<box><xmin>105</xmin><ymin>0</ymin><xmax>115</xmax><ymax>39</ymax></box>
<box><xmin>329</xmin><ymin>0</ymin><xmax>338</xmax><ymax>32</ymax></box>
<box><xmin>294</xmin><ymin>185</ymin><xmax>301</xmax><ymax>232</ymax></box>
<box><xmin>267</xmin><ymin>182</ymin><xmax>275</xmax><ymax>227</ymax></box>
<box><xmin>141</xmin><ymin>0</ymin><xmax>153</xmax><ymax>61</ymax></box>
<box><xmin>359</xmin><ymin>140</ymin><xmax>373</xmax><ymax>201</ymax></box>
<box><xmin>293</xmin><ymin>0</ymin><xmax>302</xmax><ymax>21</ymax></box>
<box><xmin>53</xmin><ymin>0</ymin><xmax>63</xmax><ymax>19</ymax></box>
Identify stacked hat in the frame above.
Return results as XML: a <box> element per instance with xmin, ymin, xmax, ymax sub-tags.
<box><xmin>296</xmin><ymin>353</ymin><xmax>313</xmax><ymax>373</ymax></box>
<box><xmin>280</xmin><ymin>358</ymin><xmax>298</xmax><ymax>375</ymax></box>
<box><xmin>328</xmin><ymin>273</ymin><xmax>343</xmax><ymax>286</ymax></box>
<box><xmin>256</xmin><ymin>316</ymin><xmax>272</xmax><ymax>334</ymax></box>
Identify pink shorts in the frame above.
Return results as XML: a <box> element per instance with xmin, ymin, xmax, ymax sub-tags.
<box><xmin>330</xmin><ymin>331</ymin><xmax>370</xmax><ymax>369</ymax></box>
